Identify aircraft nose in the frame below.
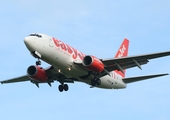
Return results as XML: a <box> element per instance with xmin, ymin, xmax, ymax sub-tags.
<box><xmin>24</xmin><ymin>36</ymin><xmax>30</xmax><ymax>45</ymax></box>
<box><xmin>24</xmin><ymin>36</ymin><xmax>34</xmax><ymax>51</ymax></box>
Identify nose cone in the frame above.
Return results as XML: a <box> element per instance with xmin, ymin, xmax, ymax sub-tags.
<box><xmin>24</xmin><ymin>36</ymin><xmax>34</xmax><ymax>51</ymax></box>
<box><xmin>24</xmin><ymin>36</ymin><xmax>29</xmax><ymax>44</ymax></box>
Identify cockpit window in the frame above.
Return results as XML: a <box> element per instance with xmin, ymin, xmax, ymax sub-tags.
<box><xmin>29</xmin><ymin>33</ymin><xmax>42</xmax><ymax>38</ymax></box>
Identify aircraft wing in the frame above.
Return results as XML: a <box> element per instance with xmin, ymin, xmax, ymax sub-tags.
<box><xmin>1</xmin><ymin>75</ymin><xmax>29</xmax><ymax>84</ymax></box>
<box><xmin>122</xmin><ymin>73</ymin><xmax>169</xmax><ymax>84</ymax></box>
<box><xmin>102</xmin><ymin>51</ymin><xmax>170</xmax><ymax>72</ymax></box>
<box><xmin>0</xmin><ymin>66</ymin><xmax>74</xmax><ymax>85</ymax></box>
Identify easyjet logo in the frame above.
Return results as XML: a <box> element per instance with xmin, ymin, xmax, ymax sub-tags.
<box><xmin>118</xmin><ymin>45</ymin><xmax>126</xmax><ymax>58</ymax></box>
<box><xmin>52</xmin><ymin>38</ymin><xmax>85</xmax><ymax>60</ymax></box>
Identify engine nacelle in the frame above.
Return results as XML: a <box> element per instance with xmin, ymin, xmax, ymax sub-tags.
<box><xmin>27</xmin><ymin>65</ymin><xmax>48</xmax><ymax>82</ymax></box>
<box><xmin>82</xmin><ymin>55</ymin><xmax>104</xmax><ymax>73</ymax></box>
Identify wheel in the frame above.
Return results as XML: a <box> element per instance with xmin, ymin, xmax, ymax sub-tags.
<box><xmin>96</xmin><ymin>79</ymin><xmax>101</xmax><ymax>86</ymax></box>
<box><xmin>95</xmin><ymin>79</ymin><xmax>101</xmax><ymax>85</ymax></box>
<box><xmin>91</xmin><ymin>80</ymin><xmax>96</xmax><ymax>86</ymax></box>
<box><xmin>36</xmin><ymin>60</ymin><xmax>41</xmax><ymax>65</ymax></box>
<box><xmin>58</xmin><ymin>85</ymin><xmax>63</xmax><ymax>92</ymax></box>
<box><xmin>63</xmin><ymin>84</ymin><xmax>69</xmax><ymax>91</ymax></box>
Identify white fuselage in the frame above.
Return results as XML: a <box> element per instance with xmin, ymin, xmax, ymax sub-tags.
<box><xmin>24</xmin><ymin>33</ymin><xmax>126</xmax><ymax>89</ymax></box>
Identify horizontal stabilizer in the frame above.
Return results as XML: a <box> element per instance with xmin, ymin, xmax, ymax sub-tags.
<box><xmin>123</xmin><ymin>73</ymin><xmax>168</xmax><ymax>84</ymax></box>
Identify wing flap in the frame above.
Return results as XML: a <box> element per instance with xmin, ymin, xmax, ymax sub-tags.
<box><xmin>122</xmin><ymin>73</ymin><xmax>169</xmax><ymax>84</ymax></box>
<box><xmin>102</xmin><ymin>51</ymin><xmax>170</xmax><ymax>66</ymax></box>
<box><xmin>106</xmin><ymin>59</ymin><xmax>148</xmax><ymax>72</ymax></box>
<box><xmin>101</xmin><ymin>51</ymin><xmax>170</xmax><ymax>73</ymax></box>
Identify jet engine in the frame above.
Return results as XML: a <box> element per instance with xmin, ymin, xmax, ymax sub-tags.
<box><xmin>82</xmin><ymin>55</ymin><xmax>104</xmax><ymax>73</ymax></box>
<box><xmin>27</xmin><ymin>65</ymin><xmax>48</xmax><ymax>82</ymax></box>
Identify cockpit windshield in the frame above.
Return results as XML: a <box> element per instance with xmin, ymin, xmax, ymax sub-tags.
<box><xmin>29</xmin><ymin>33</ymin><xmax>42</xmax><ymax>38</ymax></box>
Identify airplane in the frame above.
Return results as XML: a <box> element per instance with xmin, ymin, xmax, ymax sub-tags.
<box><xmin>1</xmin><ymin>33</ymin><xmax>170</xmax><ymax>92</ymax></box>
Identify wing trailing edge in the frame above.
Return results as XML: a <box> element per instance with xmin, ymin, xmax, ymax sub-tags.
<box><xmin>122</xmin><ymin>73</ymin><xmax>169</xmax><ymax>84</ymax></box>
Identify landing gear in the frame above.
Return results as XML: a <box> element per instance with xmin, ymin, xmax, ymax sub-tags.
<box><xmin>91</xmin><ymin>73</ymin><xmax>101</xmax><ymax>86</ymax></box>
<box><xmin>59</xmin><ymin>85</ymin><xmax>63</xmax><ymax>92</ymax></box>
<box><xmin>58</xmin><ymin>75</ymin><xmax>69</xmax><ymax>92</ymax></box>
<box><xmin>36</xmin><ymin>59</ymin><xmax>41</xmax><ymax>66</ymax></box>
<box><xmin>31</xmin><ymin>51</ymin><xmax>42</xmax><ymax>65</ymax></box>
<box><xmin>64</xmin><ymin>84</ymin><xmax>69</xmax><ymax>91</ymax></box>
<box><xmin>96</xmin><ymin>79</ymin><xmax>101</xmax><ymax>85</ymax></box>
<box><xmin>58</xmin><ymin>84</ymin><xmax>69</xmax><ymax>92</ymax></box>
<box><xmin>91</xmin><ymin>79</ymin><xmax>101</xmax><ymax>86</ymax></box>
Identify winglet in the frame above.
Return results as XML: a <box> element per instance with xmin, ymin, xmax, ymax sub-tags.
<box><xmin>114</xmin><ymin>38</ymin><xmax>129</xmax><ymax>78</ymax></box>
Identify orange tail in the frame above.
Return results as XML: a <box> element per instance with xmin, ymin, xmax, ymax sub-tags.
<box><xmin>114</xmin><ymin>38</ymin><xmax>129</xmax><ymax>78</ymax></box>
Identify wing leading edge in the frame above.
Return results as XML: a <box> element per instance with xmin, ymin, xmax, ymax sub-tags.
<box><xmin>123</xmin><ymin>73</ymin><xmax>169</xmax><ymax>84</ymax></box>
<box><xmin>102</xmin><ymin>51</ymin><xmax>170</xmax><ymax>72</ymax></box>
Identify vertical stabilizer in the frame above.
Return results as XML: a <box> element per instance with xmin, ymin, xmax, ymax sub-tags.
<box><xmin>114</xmin><ymin>38</ymin><xmax>129</xmax><ymax>78</ymax></box>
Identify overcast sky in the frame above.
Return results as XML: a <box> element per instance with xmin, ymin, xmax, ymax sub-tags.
<box><xmin>0</xmin><ymin>0</ymin><xmax>170</xmax><ymax>120</ymax></box>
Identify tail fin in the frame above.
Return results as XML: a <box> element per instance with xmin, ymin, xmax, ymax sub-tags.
<box><xmin>114</xmin><ymin>38</ymin><xmax>129</xmax><ymax>78</ymax></box>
